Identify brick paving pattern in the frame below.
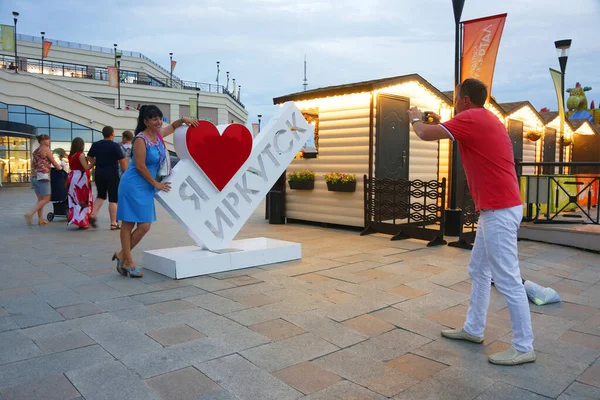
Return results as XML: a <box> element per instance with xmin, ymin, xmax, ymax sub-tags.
<box><xmin>0</xmin><ymin>187</ymin><xmax>599</xmax><ymax>399</ymax></box>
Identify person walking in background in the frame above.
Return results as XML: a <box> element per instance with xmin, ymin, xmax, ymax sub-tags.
<box><xmin>25</xmin><ymin>134</ymin><xmax>63</xmax><ymax>225</ymax></box>
<box><xmin>88</xmin><ymin>126</ymin><xmax>127</xmax><ymax>230</ymax></box>
<box><xmin>407</xmin><ymin>78</ymin><xmax>535</xmax><ymax>366</ymax></box>
<box><xmin>112</xmin><ymin>105</ymin><xmax>198</xmax><ymax>278</ymax></box>
<box><xmin>67</xmin><ymin>137</ymin><xmax>95</xmax><ymax>229</ymax></box>
<box><xmin>118</xmin><ymin>130</ymin><xmax>133</xmax><ymax>177</ymax></box>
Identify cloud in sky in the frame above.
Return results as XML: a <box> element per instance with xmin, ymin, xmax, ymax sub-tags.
<box><xmin>3</xmin><ymin>0</ymin><xmax>599</xmax><ymax>123</ymax></box>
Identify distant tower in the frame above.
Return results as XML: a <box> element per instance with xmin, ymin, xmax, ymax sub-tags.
<box><xmin>303</xmin><ymin>55</ymin><xmax>308</xmax><ymax>92</ymax></box>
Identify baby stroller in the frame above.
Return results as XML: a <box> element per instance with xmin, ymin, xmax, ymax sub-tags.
<box><xmin>47</xmin><ymin>168</ymin><xmax>68</xmax><ymax>221</ymax></box>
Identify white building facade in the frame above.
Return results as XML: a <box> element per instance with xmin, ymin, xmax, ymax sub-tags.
<box><xmin>0</xmin><ymin>32</ymin><xmax>247</xmax><ymax>184</ymax></box>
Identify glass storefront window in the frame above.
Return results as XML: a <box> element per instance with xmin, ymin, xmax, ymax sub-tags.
<box><xmin>120</xmin><ymin>70</ymin><xmax>138</xmax><ymax>84</ymax></box>
<box><xmin>35</xmin><ymin>128</ymin><xmax>50</xmax><ymax>135</ymax></box>
<box><xmin>1</xmin><ymin>101</ymin><xmax>108</xmax><ymax>184</ymax></box>
<box><xmin>0</xmin><ymin>135</ymin><xmax>31</xmax><ymax>184</ymax></box>
<box><xmin>26</xmin><ymin>61</ymin><xmax>43</xmax><ymax>74</ymax></box>
<box><xmin>64</xmin><ymin>63</ymin><xmax>87</xmax><ymax>78</ymax></box>
<box><xmin>95</xmin><ymin>68</ymin><xmax>108</xmax><ymax>81</ymax></box>
<box><xmin>72</xmin><ymin>129</ymin><xmax>93</xmax><ymax>143</ymax></box>
<box><xmin>8</xmin><ymin>113</ymin><xmax>26</xmax><ymax>124</ymax></box>
<box><xmin>26</xmin><ymin>113</ymin><xmax>50</xmax><ymax>127</ymax></box>
<box><xmin>7</xmin><ymin>105</ymin><xmax>25</xmax><ymax>113</ymax></box>
<box><xmin>9</xmin><ymin>138</ymin><xmax>29</xmax><ymax>151</ymax></box>
<box><xmin>50</xmin><ymin>129</ymin><xmax>72</xmax><ymax>141</ymax></box>
<box><xmin>26</xmin><ymin>106</ymin><xmax>45</xmax><ymax>114</ymax></box>
<box><xmin>50</xmin><ymin>115</ymin><xmax>71</xmax><ymax>129</ymax></box>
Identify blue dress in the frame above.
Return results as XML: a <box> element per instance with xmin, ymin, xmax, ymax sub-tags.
<box><xmin>116</xmin><ymin>137</ymin><xmax>165</xmax><ymax>223</ymax></box>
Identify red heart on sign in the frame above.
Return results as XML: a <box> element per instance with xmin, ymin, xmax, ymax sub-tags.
<box><xmin>185</xmin><ymin>121</ymin><xmax>253</xmax><ymax>191</ymax></box>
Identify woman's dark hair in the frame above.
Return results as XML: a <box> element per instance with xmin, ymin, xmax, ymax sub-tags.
<box><xmin>135</xmin><ymin>105</ymin><xmax>163</xmax><ymax>134</ymax></box>
<box><xmin>36</xmin><ymin>134</ymin><xmax>50</xmax><ymax>143</ymax></box>
<box><xmin>70</xmin><ymin>137</ymin><xmax>85</xmax><ymax>155</ymax></box>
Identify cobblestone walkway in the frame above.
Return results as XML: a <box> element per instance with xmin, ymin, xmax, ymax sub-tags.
<box><xmin>0</xmin><ymin>187</ymin><xmax>599</xmax><ymax>399</ymax></box>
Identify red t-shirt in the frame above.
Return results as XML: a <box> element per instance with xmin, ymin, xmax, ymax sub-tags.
<box><xmin>440</xmin><ymin>108</ymin><xmax>522</xmax><ymax>211</ymax></box>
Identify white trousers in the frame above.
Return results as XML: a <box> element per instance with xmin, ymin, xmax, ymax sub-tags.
<box><xmin>463</xmin><ymin>204</ymin><xmax>534</xmax><ymax>352</ymax></box>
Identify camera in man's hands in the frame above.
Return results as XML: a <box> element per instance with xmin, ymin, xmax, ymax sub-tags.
<box><xmin>422</xmin><ymin>112</ymin><xmax>434</xmax><ymax>123</ymax></box>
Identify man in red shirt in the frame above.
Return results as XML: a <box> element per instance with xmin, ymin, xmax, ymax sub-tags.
<box><xmin>408</xmin><ymin>78</ymin><xmax>535</xmax><ymax>366</ymax></box>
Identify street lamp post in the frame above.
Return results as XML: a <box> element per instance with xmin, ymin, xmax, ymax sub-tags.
<box><xmin>116</xmin><ymin>53</ymin><xmax>122</xmax><ymax>110</ymax></box>
<box><xmin>113</xmin><ymin>43</ymin><xmax>118</xmax><ymax>66</ymax></box>
<box><xmin>226</xmin><ymin>71</ymin><xmax>230</xmax><ymax>92</ymax></box>
<box><xmin>216</xmin><ymin>61</ymin><xmax>220</xmax><ymax>91</ymax></box>
<box><xmin>12</xmin><ymin>11</ymin><xmax>19</xmax><ymax>73</ymax></box>
<box><xmin>257</xmin><ymin>115</ymin><xmax>262</xmax><ymax>132</ymax></box>
<box><xmin>446</xmin><ymin>0</ymin><xmax>466</xmax><ymax>236</ymax></box>
<box><xmin>169</xmin><ymin>52</ymin><xmax>173</xmax><ymax>88</ymax></box>
<box><xmin>40</xmin><ymin>31</ymin><xmax>45</xmax><ymax>74</ymax></box>
<box><xmin>555</xmin><ymin>39</ymin><xmax>572</xmax><ymax>173</ymax></box>
<box><xmin>196</xmin><ymin>88</ymin><xmax>200</xmax><ymax>120</ymax></box>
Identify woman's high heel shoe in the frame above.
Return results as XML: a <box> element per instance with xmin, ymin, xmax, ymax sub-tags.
<box><xmin>112</xmin><ymin>252</ymin><xmax>127</xmax><ymax>276</ymax></box>
<box><xmin>124</xmin><ymin>266</ymin><xmax>143</xmax><ymax>278</ymax></box>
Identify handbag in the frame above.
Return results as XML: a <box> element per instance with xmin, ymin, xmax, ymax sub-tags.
<box><xmin>156</xmin><ymin>134</ymin><xmax>171</xmax><ymax>181</ymax></box>
<box><xmin>36</xmin><ymin>172</ymin><xmax>50</xmax><ymax>181</ymax></box>
<box><xmin>158</xmin><ymin>159</ymin><xmax>169</xmax><ymax>181</ymax></box>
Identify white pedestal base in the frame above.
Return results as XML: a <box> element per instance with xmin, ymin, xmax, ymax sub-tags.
<box><xmin>142</xmin><ymin>237</ymin><xmax>301</xmax><ymax>279</ymax></box>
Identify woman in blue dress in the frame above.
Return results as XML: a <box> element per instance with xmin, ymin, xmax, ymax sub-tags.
<box><xmin>113</xmin><ymin>105</ymin><xmax>198</xmax><ymax>277</ymax></box>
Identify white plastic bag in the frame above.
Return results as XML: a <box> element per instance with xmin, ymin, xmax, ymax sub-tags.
<box><xmin>524</xmin><ymin>280</ymin><xmax>561</xmax><ymax>306</ymax></box>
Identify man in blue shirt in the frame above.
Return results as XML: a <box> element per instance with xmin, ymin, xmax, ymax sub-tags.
<box><xmin>88</xmin><ymin>126</ymin><xmax>128</xmax><ymax>230</ymax></box>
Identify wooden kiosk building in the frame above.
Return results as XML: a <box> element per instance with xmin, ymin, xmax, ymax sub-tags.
<box><xmin>273</xmin><ymin>74</ymin><xmax>454</xmax><ymax>245</ymax></box>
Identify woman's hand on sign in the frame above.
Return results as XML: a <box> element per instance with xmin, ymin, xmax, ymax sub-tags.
<box><xmin>183</xmin><ymin>117</ymin><xmax>199</xmax><ymax>127</ymax></box>
<box><xmin>155</xmin><ymin>181</ymin><xmax>171</xmax><ymax>192</ymax></box>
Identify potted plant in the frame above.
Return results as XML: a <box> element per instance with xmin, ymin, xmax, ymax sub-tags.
<box><xmin>324</xmin><ymin>172</ymin><xmax>356</xmax><ymax>192</ymax></box>
<box><xmin>526</xmin><ymin>130</ymin><xmax>542</xmax><ymax>142</ymax></box>
<box><xmin>562</xmin><ymin>136</ymin><xmax>573</xmax><ymax>147</ymax></box>
<box><xmin>288</xmin><ymin>170</ymin><xmax>315</xmax><ymax>190</ymax></box>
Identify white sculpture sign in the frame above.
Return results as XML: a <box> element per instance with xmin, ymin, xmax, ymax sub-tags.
<box><xmin>154</xmin><ymin>102</ymin><xmax>312</xmax><ymax>251</ymax></box>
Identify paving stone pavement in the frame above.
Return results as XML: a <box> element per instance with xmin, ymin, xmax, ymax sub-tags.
<box><xmin>0</xmin><ymin>187</ymin><xmax>599</xmax><ymax>399</ymax></box>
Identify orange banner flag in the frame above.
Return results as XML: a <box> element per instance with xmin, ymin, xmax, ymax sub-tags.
<box><xmin>42</xmin><ymin>40</ymin><xmax>52</xmax><ymax>58</ymax></box>
<box><xmin>171</xmin><ymin>60</ymin><xmax>177</xmax><ymax>72</ymax></box>
<box><xmin>107</xmin><ymin>66</ymin><xmax>118</xmax><ymax>88</ymax></box>
<box><xmin>461</xmin><ymin>13</ymin><xmax>507</xmax><ymax>101</ymax></box>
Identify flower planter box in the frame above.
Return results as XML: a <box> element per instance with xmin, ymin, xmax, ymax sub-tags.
<box><xmin>289</xmin><ymin>180</ymin><xmax>314</xmax><ymax>190</ymax></box>
<box><xmin>326</xmin><ymin>181</ymin><xmax>356</xmax><ymax>192</ymax></box>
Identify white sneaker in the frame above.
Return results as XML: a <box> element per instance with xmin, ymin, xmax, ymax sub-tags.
<box><xmin>488</xmin><ymin>347</ymin><xmax>536</xmax><ymax>366</ymax></box>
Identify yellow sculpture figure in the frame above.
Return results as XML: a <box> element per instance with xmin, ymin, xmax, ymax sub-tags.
<box><xmin>566</xmin><ymin>82</ymin><xmax>592</xmax><ymax>111</ymax></box>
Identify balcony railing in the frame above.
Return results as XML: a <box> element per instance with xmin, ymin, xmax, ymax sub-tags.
<box><xmin>0</xmin><ymin>32</ymin><xmax>182</xmax><ymax>82</ymax></box>
<box><xmin>518</xmin><ymin>162</ymin><xmax>600</xmax><ymax>225</ymax></box>
<box><xmin>0</xmin><ymin>55</ymin><xmax>245</xmax><ymax>108</ymax></box>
